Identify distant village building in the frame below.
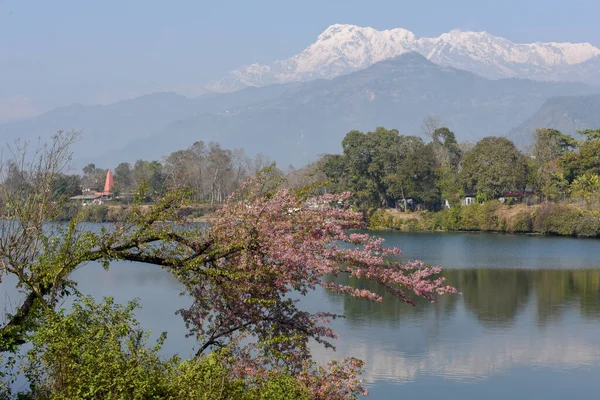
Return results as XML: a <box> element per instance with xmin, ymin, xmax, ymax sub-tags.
<box><xmin>498</xmin><ymin>189</ymin><xmax>534</xmax><ymax>205</ymax></box>
<box><xmin>70</xmin><ymin>170</ymin><xmax>114</xmax><ymax>205</ymax></box>
<box><xmin>462</xmin><ymin>196</ymin><xmax>477</xmax><ymax>206</ymax></box>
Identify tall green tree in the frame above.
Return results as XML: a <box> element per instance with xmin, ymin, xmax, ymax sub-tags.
<box><xmin>386</xmin><ymin>138</ymin><xmax>440</xmax><ymax>210</ymax></box>
<box><xmin>532</xmin><ymin>128</ymin><xmax>576</xmax><ymax>201</ymax></box>
<box><xmin>339</xmin><ymin>127</ymin><xmax>402</xmax><ymax>208</ymax></box>
<box><xmin>131</xmin><ymin>160</ymin><xmax>165</xmax><ymax>201</ymax></box>
<box><xmin>560</xmin><ymin>129</ymin><xmax>600</xmax><ymax>183</ymax></box>
<box><xmin>113</xmin><ymin>162</ymin><xmax>133</xmax><ymax>197</ymax></box>
<box><xmin>51</xmin><ymin>173</ymin><xmax>82</xmax><ymax>200</ymax></box>
<box><xmin>324</xmin><ymin>127</ymin><xmax>442</xmax><ymax>210</ymax></box>
<box><xmin>81</xmin><ymin>163</ymin><xmax>107</xmax><ymax>192</ymax></box>
<box><xmin>430</xmin><ymin>127</ymin><xmax>462</xmax><ymax>206</ymax></box>
<box><xmin>460</xmin><ymin>137</ymin><xmax>529</xmax><ymax>200</ymax></box>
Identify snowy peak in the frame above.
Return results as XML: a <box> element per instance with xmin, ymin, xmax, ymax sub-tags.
<box><xmin>208</xmin><ymin>24</ymin><xmax>600</xmax><ymax>91</ymax></box>
<box><xmin>291</xmin><ymin>24</ymin><xmax>416</xmax><ymax>74</ymax></box>
<box><xmin>422</xmin><ymin>28</ymin><xmax>600</xmax><ymax>69</ymax></box>
<box><xmin>316</xmin><ymin>23</ymin><xmax>416</xmax><ymax>45</ymax></box>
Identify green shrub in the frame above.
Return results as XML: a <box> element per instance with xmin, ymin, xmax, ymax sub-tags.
<box><xmin>479</xmin><ymin>201</ymin><xmax>502</xmax><ymax>231</ymax></box>
<box><xmin>509</xmin><ymin>211</ymin><xmax>533</xmax><ymax>233</ymax></box>
<box><xmin>79</xmin><ymin>205</ymin><xmax>109</xmax><ymax>223</ymax></box>
<box><xmin>574</xmin><ymin>215</ymin><xmax>600</xmax><ymax>238</ymax></box>
<box><xmin>445</xmin><ymin>206</ymin><xmax>462</xmax><ymax>231</ymax></box>
<box><xmin>55</xmin><ymin>203</ymin><xmax>81</xmax><ymax>222</ymax></box>
<box><xmin>22</xmin><ymin>296</ymin><xmax>309</xmax><ymax>400</ymax></box>
<box><xmin>367</xmin><ymin>209</ymin><xmax>388</xmax><ymax>228</ymax></box>
<box><xmin>458</xmin><ymin>204</ymin><xmax>481</xmax><ymax>231</ymax></box>
<box><xmin>533</xmin><ymin>203</ymin><xmax>579</xmax><ymax>236</ymax></box>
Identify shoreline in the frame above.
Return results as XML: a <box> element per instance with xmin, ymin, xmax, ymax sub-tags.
<box><xmin>368</xmin><ymin>202</ymin><xmax>600</xmax><ymax>239</ymax></box>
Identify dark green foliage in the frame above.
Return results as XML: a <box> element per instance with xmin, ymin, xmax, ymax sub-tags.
<box><xmin>560</xmin><ymin>136</ymin><xmax>600</xmax><ymax>183</ymax></box>
<box><xmin>50</xmin><ymin>174</ymin><xmax>82</xmax><ymax>201</ymax></box>
<box><xmin>78</xmin><ymin>205</ymin><xmax>110</xmax><ymax>223</ymax></box>
<box><xmin>21</xmin><ymin>296</ymin><xmax>309</xmax><ymax>400</ymax></box>
<box><xmin>323</xmin><ymin>127</ymin><xmax>440</xmax><ymax>209</ymax></box>
<box><xmin>460</xmin><ymin>137</ymin><xmax>529</xmax><ymax>199</ymax></box>
<box><xmin>54</xmin><ymin>203</ymin><xmax>82</xmax><ymax>222</ymax></box>
<box><xmin>113</xmin><ymin>162</ymin><xmax>133</xmax><ymax>196</ymax></box>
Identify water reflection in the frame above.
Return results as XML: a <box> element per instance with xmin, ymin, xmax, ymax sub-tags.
<box><xmin>326</xmin><ymin>269</ymin><xmax>600</xmax><ymax>326</ymax></box>
<box><xmin>3</xmin><ymin>229</ymin><xmax>600</xmax><ymax>397</ymax></box>
<box><xmin>311</xmin><ymin>268</ymin><xmax>600</xmax><ymax>393</ymax></box>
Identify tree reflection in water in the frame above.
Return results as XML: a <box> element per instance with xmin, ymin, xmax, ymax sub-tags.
<box><xmin>325</xmin><ymin>269</ymin><xmax>600</xmax><ymax>327</ymax></box>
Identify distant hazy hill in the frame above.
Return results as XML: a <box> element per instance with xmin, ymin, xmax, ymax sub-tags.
<box><xmin>508</xmin><ymin>94</ymin><xmax>600</xmax><ymax>147</ymax></box>
<box><xmin>107</xmin><ymin>53</ymin><xmax>600</xmax><ymax>168</ymax></box>
<box><xmin>4</xmin><ymin>53</ymin><xmax>600</xmax><ymax>169</ymax></box>
<box><xmin>0</xmin><ymin>85</ymin><xmax>294</xmax><ymax>167</ymax></box>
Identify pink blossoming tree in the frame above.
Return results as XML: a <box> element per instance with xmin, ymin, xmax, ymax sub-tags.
<box><xmin>0</xmin><ymin>133</ymin><xmax>456</xmax><ymax>398</ymax></box>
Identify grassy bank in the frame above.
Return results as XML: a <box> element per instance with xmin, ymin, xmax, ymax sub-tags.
<box><xmin>55</xmin><ymin>203</ymin><xmax>218</xmax><ymax>223</ymax></box>
<box><xmin>369</xmin><ymin>201</ymin><xmax>600</xmax><ymax>238</ymax></box>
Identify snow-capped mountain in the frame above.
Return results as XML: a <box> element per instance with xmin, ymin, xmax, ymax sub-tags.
<box><xmin>208</xmin><ymin>24</ymin><xmax>600</xmax><ymax>92</ymax></box>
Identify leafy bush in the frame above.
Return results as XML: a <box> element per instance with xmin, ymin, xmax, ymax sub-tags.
<box><xmin>509</xmin><ymin>212</ymin><xmax>533</xmax><ymax>233</ymax></box>
<box><xmin>22</xmin><ymin>296</ymin><xmax>309</xmax><ymax>400</ymax></box>
<box><xmin>78</xmin><ymin>205</ymin><xmax>109</xmax><ymax>223</ymax></box>
<box><xmin>448</xmin><ymin>201</ymin><xmax>503</xmax><ymax>232</ymax></box>
<box><xmin>533</xmin><ymin>203</ymin><xmax>579</xmax><ymax>236</ymax></box>
<box><xmin>370</xmin><ymin>201</ymin><xmax>598</xmax><ymax>238</ymax></box>
<box><xmin>54</xmin><ymin>203</ymin><xmax>81</xmax><ymax>222</ymax></box>
<box><xmin>458</xmin><ymin>203</ymin><xmax>481</xmax><ymax>231</ymax></box>
<box><xmin>479</xmin><ymin>201</ymin><xmax>502</xmax><ymax>231</ymax></box>
<box><xmin>574</xmin><ymin>214</ymin><xmax>600</xmax><ymax>238</ymax></box>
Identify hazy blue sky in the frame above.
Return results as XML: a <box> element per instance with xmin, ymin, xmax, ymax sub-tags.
<box><xmin>2</xmin><ymin>0</ymin><xmax>599</xmax><ymax>119</ymax></box>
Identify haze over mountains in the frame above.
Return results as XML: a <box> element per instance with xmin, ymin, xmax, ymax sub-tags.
<box><xmin>509</xmin><ymin>93</ymin><xmax>600</xmax><ymax>145</ymax></box>
<box><xmin>2</xmin><ymin>24</ymin><xmax>600</xmax><ymax>169</ymax></box>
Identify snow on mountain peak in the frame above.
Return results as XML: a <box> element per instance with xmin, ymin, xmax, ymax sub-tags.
<box><xmin>207</xmin><ymin>24</ymin><xmax>600</xmax><ymax>92</ymax></box>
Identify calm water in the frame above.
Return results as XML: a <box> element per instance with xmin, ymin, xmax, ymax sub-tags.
<box><xmin>3</xmin><ymin>231</ymin><xmax>600</xmax><ymax>398</ymax></box>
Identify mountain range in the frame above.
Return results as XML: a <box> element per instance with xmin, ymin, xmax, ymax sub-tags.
<box><xmin>109</xmin><ymin>53</ymin><xmax>598</xmax><ymax>168</ymax></box>
<box><xmin>208</xmin><ymin>24</ymin><xmax>600</xmax><ymax>91</ymax></box>
<box><xmin>4</xmin><ymin>52</ymin><xmax>598</xmax><ymax>169</ymax></box>
<box><xmin>2</xmin><ymin>25</ymin><xmax>600</xmax><ymax>170</ymax></box>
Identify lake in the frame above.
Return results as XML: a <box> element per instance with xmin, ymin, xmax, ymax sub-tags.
<box><xmin>4</xmin><ymin>231</ymin><xmax>600</xmax><ymax>398</ymax></box>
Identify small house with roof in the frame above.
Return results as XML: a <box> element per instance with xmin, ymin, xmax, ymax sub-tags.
<box><xmin>70</xmin><ymin>170</ymin><xmax>114</xmax><ymax>205</ymax></box>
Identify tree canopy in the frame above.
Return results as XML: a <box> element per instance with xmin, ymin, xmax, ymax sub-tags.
<box><xmin>324</xmin><ymin>127</ymin><xmax>441</xmax><ymax>210</ymax></box>
<box><xmin>459</xmin><ymin>136</ymin><xmax>529</xmax><ymax>199</ymax></box>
